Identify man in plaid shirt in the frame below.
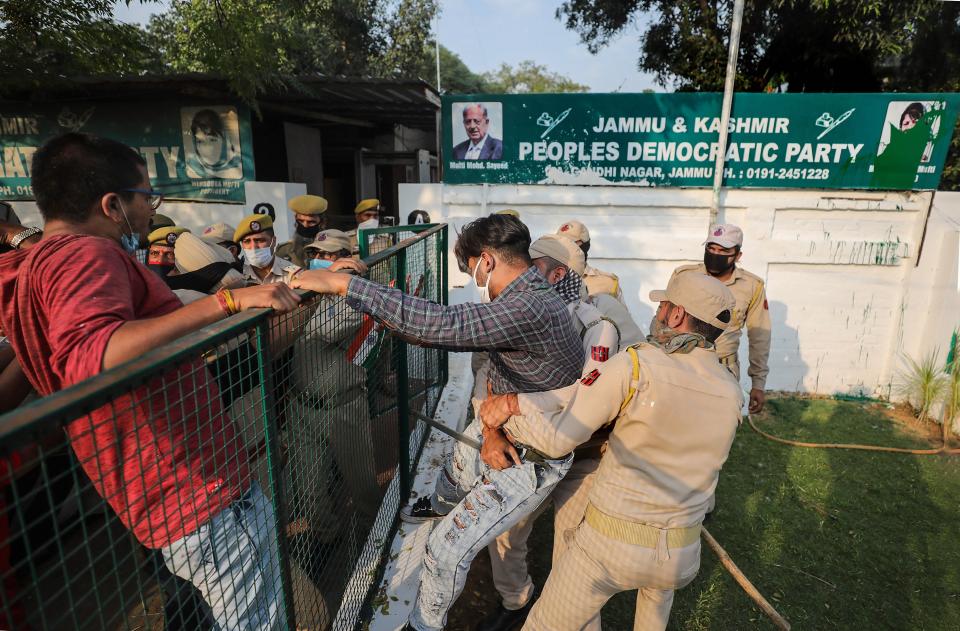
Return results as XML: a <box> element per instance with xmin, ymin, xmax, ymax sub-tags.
<box><xmin>292</xmin><ymin>214</ymin><xmax>583</xmax><ymax>630</ymax></box>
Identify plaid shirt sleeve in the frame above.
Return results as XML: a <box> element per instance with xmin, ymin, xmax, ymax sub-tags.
<box><xmin>345</xmin><ymin>276</ymin><xmax>549</xmax><ymax>352</ymax></box>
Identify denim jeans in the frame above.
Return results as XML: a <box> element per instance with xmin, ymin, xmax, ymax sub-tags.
<box><xmin>410</xmin><ymin>419</ymin><xmax>573</xmax><ymax>631</ymax></box>
<box><xmin>161</xmin><ymin>481</ymin><xmax>284</xmax><ymax>631</ymax></box>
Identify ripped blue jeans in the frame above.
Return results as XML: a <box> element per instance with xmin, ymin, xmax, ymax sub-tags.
<box><xmin>410</xmin><ymin>419</ymin><xmax>572</xmax><ymax>631</ymax></box>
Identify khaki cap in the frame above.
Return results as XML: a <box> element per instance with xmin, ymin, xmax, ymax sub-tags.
<box><xmin>649</xmin><ymin>273</ymin><xmax>735</xmax><ymax>330</ymax></box>
<box><xmin>704</xmin><ymin>223</ymin><xmax>743</xmax><ymax>249</ymax></box>
<box><xmin>289</xmin><ymin>194</ymin><xmax>328</xmax><ymax>215</ymax></box>
<box><xmin>201</xmin><ymin>222</ymin><xmax>236</xmax><ymax>244</ymax></box>
<box><xmin>150</xmin><ymin>213</ymin><xmax>176</xmax><ymax>231</ymax></box>
<box><xmin>495</xmin><ymin>209</ymin><xmax>520</xmax><ymax>218</ymax></box>
<box><xmin>529</xmin><ymin>234</ymin><xmax>586</xmax><ymax>276</ymax></box>
<box><xmin>147</xmin><ymin>226</ymin><xmax>188</xmax><ymax>246</ymax></box>
<box><xmin>354</xmin><ymin>198</ymin><xmax>380</xmax><ymax>215</ymax></box>
<box><xmin>234</xmin><ymin>214</ymin><xmax>273</xmax><ymax>242</ymax></box>
<box><xmin>557</xmin><ymin>220</ymin><xmax>590</xmax><ymax>243</ymax></box>
<box><xmin>304</xmin><ymin>229</ymin><xmax>352</xmax><ymax>254</ymax></box>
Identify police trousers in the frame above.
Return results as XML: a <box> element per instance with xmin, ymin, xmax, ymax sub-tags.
<box><xmin>523</xmin><ymin>519</ymin><xmax>701</xmax><ymax>631</ymax></box>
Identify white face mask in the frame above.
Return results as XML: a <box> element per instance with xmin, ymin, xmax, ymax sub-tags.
<box><xmin>244</xmin><ymin>239</ymin><xmax>275</xmax><ymax>268</ymax></box>
<box><xmin>473</xmin><ymin>256</ymin><xmax>492</xmax><ymax>304</ymax></box>
<box><xmin>358</xmin><ymin>217</ymin><xmax>379</xmax><ymax>230</ymax></box>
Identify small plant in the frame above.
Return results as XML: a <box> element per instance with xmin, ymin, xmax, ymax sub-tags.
<box><xmin>896</xmin><ymin>349</ymin><xmax>948</xmax><ymax>425</ymax></box>
<box><xmin>941</xmin><ymin>330</ymin><xmax>960</xmax><ymax>445</ymax></box>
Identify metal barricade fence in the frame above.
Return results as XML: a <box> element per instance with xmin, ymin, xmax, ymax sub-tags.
<box><xmin>0</xmin><ymin>223</ymin><xmax>448</xmax><ymax>630</ymax></box>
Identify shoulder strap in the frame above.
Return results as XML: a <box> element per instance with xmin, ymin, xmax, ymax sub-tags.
<box><xmin>617</xmin><ymin>345</ymin><xmax>642</xmax><ymax>415</ymax></box>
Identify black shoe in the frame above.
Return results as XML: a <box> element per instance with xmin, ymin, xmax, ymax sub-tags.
<box><xmin>399</xmin><ymin>496</ymin><xmax>445</xmax><ymax>524</ymax></box>
<box><xmin>474</xmin><ymin>597</ymin><xmax>535</xmax><ymax>631</ymax></box>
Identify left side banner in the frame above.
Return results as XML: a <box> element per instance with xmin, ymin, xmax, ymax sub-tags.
<box><xmin>0</xmin><ymin>102</ymin><xmax>255</xmax><ymax>202</ymax></box>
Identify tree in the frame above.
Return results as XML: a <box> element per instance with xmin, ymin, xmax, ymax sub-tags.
<box><xmin>482</xmin><ymin>61</ymin><xmax>589</xmax><ymax>94</ymax></box>
<box><xmin>0</xmin><ymin>0</ymin><xmax>164</xmax><ymax>92</ymax></box>
<box><xmin>148</xmin><ymin>0</ymin><xmax>438</xmax><ymax>103</ymax></box>
<box><xmin>414</xmin><ymin>44</ymin><xmax>489</xmax><ymax>94</ymax></box>
<box><xmin>556</xmin><ymin>0</ymin><xmax>960</xmax><ymax>188</ymax></box>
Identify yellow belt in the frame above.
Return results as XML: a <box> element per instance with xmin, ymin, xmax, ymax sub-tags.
<box><xmin>584</xmin><ymin>503</ymin><xmax>701</xmax><ymax>549</ymax></box>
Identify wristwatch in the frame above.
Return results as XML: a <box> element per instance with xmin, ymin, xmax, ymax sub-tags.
<box><xmin>9</xmin><ymin>227</ymin><xmax>41</xmax><ymax>249</ymax></box>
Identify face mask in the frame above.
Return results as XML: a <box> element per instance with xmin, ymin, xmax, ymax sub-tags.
<box><xmin>308</xmin><ymin>258</ymin><xmax>334</xmax><ymax>270</ymax></box>
<box><xmin>358</xmin><ymin>218</ymin><xmax>379</xmax><ymax>230</ymax></box>
<box><xmin>473</xmin><ymin>256</ymin><xmax>491</xmax><ymax>304</ymax></box>
<box><xmin>296</xmin><ymin>222</ymin><xmax>321</xmax><ymax>239</ymax></box>
<box><xmin>244</xmin><ymin>240</ymin><xmax>275</xmax><ymax>268</ymax></box>
<box><xmin>149</xmin><ymin>263</ymin><xmax>175</xmax><ymax>278</ymax></box>
<box><xmin>704</xmin><ymin>250</ymin><xmax>736</xmax><ymax>275</ymax></box>
<box><xmin>115</xmin><ymin>200</ymin><xmax>141</xmax><ymax>255</ymax></box>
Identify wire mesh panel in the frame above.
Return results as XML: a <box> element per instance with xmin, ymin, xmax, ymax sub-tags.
<box><xmin>0</xmin><ymin>225</ymin><xmax>447</xmax><ymax>630</ymax></box>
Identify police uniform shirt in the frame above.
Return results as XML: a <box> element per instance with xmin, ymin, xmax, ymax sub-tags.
<box><xmin>588</xmin><ymin>293</ymin><xmax>645</xmax><ymax>347</ymax></box>
<box><xmin>242</xmin><ymin>255</ymin><xmax>300</xmax><ymax>285</ymax></box>
<box><xmin>670</xmin><ymin>263</ymin><xmax>771</xmax><ymax>390</ymax></box>
<box><xmin>582</xmin><ymin>264</ymin><xmax>625</xmax><ymax>304</ymax></box>
<box><xmin>506</xmin><ymin>342</ymin><xmax>742</xmax><ymax>528</ymax></box>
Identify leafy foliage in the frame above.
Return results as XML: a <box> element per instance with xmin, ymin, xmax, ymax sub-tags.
<box><xmin>0</xmin><ymin>0</ymin><xmax>165</xmax><ymax>91</ymax></box>
<box><xmin>148</xmin><ymin>0</ymin><xmax>439</xmax><ymax>103</ymax></box>
<box><xmin>481</xmin><ymin>61</ymin><xmax>589</xmax><ymax>94</ymax></box>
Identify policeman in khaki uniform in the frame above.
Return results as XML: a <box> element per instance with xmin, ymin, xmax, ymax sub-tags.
<box><xmin>288</xmin><ymin>234</ymin><xmax>383</xmax><ymax>535</ymax></box>
<box><xmin>277</xmin><ymin>194</ymin><xmax>328</xmax><ymax>267</ymax></box>
<box><xmin>347</xmin><ymin>198</ymin><xmax>392</xmax><ymax>256</ymax></box>
<box><xmin>302</xmin><ymin>229</ymin><xmax>353</xmax><ymax>267</ymax></box>
<box><xmin>145</xmin><ymin>225</ymin><xmax>188</xmax><ymax>273</ymax></box>
<box><xmin>234</xmin><ymin>214</ymin><xmax>301</xmax><ymax>285</ymax></box>
<box><xmin>481</xmin><ymin>272</ymin><xmax>743</xmax><ymax>631</ymax></box>
<box><xmin>479</xmin><ymin>234</ymin><xmax>621</xmax><ymax>631</ymax></box>
<box><xmin>669</xmin><ymin>223</ymin><xmax>770</xmax><ymax>413</ymax></box>
<box><xmin>556</xmin><ymin>220</ymin><xmax>624</xmax><ymax>304</ymax></box>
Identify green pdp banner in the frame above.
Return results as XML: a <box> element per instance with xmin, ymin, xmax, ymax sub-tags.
<box><xmin>442</xmin><ymin>93</ymin><xmax>960</xmax><ymax>190</ymax></box>
<box><xmin>0</xmin><ymin>101</ymin><xmax>255</xmax><ymax>202</ymax></box>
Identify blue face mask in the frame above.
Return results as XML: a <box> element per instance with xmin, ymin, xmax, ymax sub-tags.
<box><xmin>115</xmin><ymin>200</ymin><xmax>141</xmax><ymax>255</ymax></box>
<box><xmin>308</xmin><ymin>258</ymin><xmax>334</xmax><ymax>270</ymax></box>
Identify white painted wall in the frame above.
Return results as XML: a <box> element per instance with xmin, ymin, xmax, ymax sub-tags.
<box><xmin>399</xmin><ymin>183</ymin><xmax>960</xmax><ymax>398</ymax></box>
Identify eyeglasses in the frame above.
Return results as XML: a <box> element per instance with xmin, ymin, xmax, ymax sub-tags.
<box><xmin>120</xmin><ymin>188</ymin><xmax>164</xmax><ymax>210</ymax></box>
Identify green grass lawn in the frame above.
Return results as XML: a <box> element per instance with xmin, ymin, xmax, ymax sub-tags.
<box><xmin>446</xmin><ymin>396</ymin><xmax>960</xmax><ymax>630</ymax></box>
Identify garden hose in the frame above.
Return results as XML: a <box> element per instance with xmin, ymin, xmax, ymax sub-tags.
<box><xmin>746</xmin><ymin>414</ymin><xmax>960</xmax><ymax>455</ymax></box>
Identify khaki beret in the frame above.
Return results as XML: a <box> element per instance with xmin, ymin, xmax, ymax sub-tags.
<box><xmin>354</xmin><ymin>198</ymin><xmax>380</xmax><ymax>215</ymax></box>
<box><xmin>150</xmin><ymin>213</ymin><xmax>176</xmax><ymax>230</ymax></box>
<box><xmin>147</xmin><ymin>226</ymin><xmax>188</xmax><ymax>247</ymax></box>
<box><xmin>201</xmin><ymin>222</ymin><xmax>236</xmax><ymax>245</ymax></box>
<box><xmin>304</xmin><ymin>229</ymin><xmax>352</xmax><ymax>254</ymax></box>
<box><xmin>234</xmin><ymin>214</ymin><xmax>273</xmax><ymax>242</ymax></box>
<box><xmin>529</xmin><ymin>234</ymin><xmax>586</xmax><ymax>276</ymax></box>
<box><xmin>289</xmin><ymin>194</ymin><xmax>328</xmax><ymax>216</ymax></box>
<box><xmin>649</xmin><ymin>272</ymin><xmax>735</xmax><ymax>330</ymax></box>
<box><xmin>495</xmin><ymin>209</ymin><xmax>520</xmax><ymax>218</ymax></box>
<box><xmin>557</xmin><ymin>220</ymin><xmax>590</xmax><ymax>243</ymax></box>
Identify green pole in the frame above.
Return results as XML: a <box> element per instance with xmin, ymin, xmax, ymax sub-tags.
<box><xmin>394</xmin><ymin>247</ymin><xmax>412</xmax><ymax>500</ymax></box>
<box><xmin>254</xmin><ymin>319</ymin><xmax>298</xmax><ymax>631</ymax></box>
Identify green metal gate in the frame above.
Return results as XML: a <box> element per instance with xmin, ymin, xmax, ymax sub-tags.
<box><xmin>0</xmin><ymin>223</ymin><xmax>448</xmax><ymax>630</ymax></box>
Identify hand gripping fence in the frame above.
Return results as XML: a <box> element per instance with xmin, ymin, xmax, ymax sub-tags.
<box><xmin>0</xmin><ymin>223</ymin><xmax>448</xmax><ymax>630</ymax></box>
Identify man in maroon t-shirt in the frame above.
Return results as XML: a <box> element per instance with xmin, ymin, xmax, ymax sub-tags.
<box><xmin>0</xmin><ymin>133</ymin><xmax>302</xmax><ymax>629</ymax></box>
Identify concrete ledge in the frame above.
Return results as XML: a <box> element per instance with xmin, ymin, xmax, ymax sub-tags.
<box><xmin>368</xmin><ymin>351</ymin><xmax>474</xmax><ymax>630</ymax></box>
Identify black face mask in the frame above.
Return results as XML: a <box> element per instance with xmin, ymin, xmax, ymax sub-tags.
<box><xmin>295</xmin><ymin>222</ymin><xmax>321</xmax><ymax>239</ymax></box>
<box><xmin>165</xmin><ymin>261</ymin><xmax>236</xmax><ymax>293</ymax></box>
<box><xmin>704</xmin><ymin>250</ymin><xmax>736</xmax><ymax>275</ymax></box>
<box><xmin>148</xmin><ymin>263</ymin><xmax>175</xmax><ymax>278</ymax></box>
